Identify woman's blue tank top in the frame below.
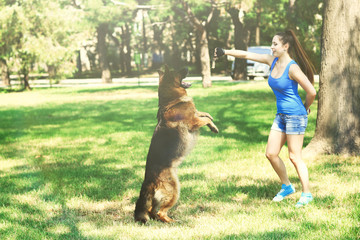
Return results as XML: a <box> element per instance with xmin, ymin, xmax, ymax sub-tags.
<box><xmin>268</xmin><ymin>57</ymin><xmax>307</xmax><ymax>115</ymax></box>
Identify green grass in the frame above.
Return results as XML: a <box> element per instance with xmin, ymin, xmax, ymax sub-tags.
<box><xmin>0</xmin><ymin>81</ymin><xmax>359</xmax><ymax>240</ymax></box>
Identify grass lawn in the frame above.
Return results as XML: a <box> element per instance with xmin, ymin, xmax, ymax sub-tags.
<box><xmin>0</xmin><ymin>81</ymin><xmax>359</xmax><ymax>240</ymax></box>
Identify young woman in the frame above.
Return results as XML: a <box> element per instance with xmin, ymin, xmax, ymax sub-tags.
<box><xmin>215</xmin><ymin>30</ymin><xmax>316</xmax><ymax>207</ymax></box>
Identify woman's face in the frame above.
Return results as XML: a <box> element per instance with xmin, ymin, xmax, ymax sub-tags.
<box><xmin>271</xmin><ymin>35</ymin><xmax>288</xmax><ymax>57</ymax></box>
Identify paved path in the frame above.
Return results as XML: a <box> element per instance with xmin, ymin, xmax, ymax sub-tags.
<box><xmin>1</xmin><ymin>75</ymin><xmax>318</xmax><ymax>88</ymax></box>
<box><xmin>1</xmin><ymin>76</ymin><xmax>237</xmax><ymax>88</ymax></box>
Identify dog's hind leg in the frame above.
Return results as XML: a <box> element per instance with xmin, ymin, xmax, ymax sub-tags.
<box><xmin>134</xmin><ymin>181</ymin><xmax>155</xmax><ymax>223</ymax></box>
<box><xmin>154</xmin><ymin>168</ymin><xmax>180</xmax><ymax>223</ymax></box>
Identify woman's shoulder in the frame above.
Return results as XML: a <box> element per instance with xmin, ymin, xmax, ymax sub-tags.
<box><xmin>288</xmin><ymin>61</ymin><xmax>304</xmax><ymax>80</ymax></box>
<box><xmin>287</xmin><ymin>59</ymin><xmax>298</xmax><ymax>70</ymax></box>
<box><xmin>289</xmin><ymin>60</ymin><xmax>300</xmax><ymax>70</ymax></box>
<box><xmin>270</xmin><ymin>57</ymin><xmax>278</xmax><ymax>69</ymax></box>
<box><xmin>290</xmin><ymin>59</ymin><xmax>298</xmax><ymax>65</ymax></box>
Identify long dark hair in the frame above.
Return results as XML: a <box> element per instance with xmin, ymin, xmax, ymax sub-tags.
<box><xmin>276</xmin><ymin>30</ymin><xmax>315</xmax><ymax>85</ymax></box>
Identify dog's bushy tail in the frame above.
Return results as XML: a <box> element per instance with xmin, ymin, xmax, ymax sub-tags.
<box><xmin>134</xmin><ymin>181</ymin><xmax>153</xmax><ymax>223</ymax></box>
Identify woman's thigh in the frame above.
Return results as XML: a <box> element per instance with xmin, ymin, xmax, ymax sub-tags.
<box><xmin>286</xmin><ymin>134</ymin><xmax>304</xmax><ymax>158</ymax></box>
<box><xmin>266</xmin><ymin>130</ymin><xmax>287</xmax><ymax>156</ymax></box>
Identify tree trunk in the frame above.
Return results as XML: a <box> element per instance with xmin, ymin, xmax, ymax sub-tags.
<box><xmin>0</xmin><ymin>58</ymin><xmax>11</xmax><ymax>87</ymax></box>
<box><xmin>109</xmin><ymin>34</ymin><xmax>120</xmax><ymax>72</ymax></box>
<box><xmin>151</xmin><ymin>19</ymin><xmax>166</xmax><ymax>69</ymax></box>
<box><xmin>124</xmin><ymin>23</ymin><xmax>132</xmax><ymax>74</ymax></box>
<box><xmin>255</xmin><ymin>1</ymin><xmax>261</xmax><ymax>46</ymax></box>
<box><xmin>287</xmin><ymin>0</ymin><xmax>296</xmax><ymax>30</ymax></box>
<box><xmin>304</xmin><ymin>0</ymin><xmax>360</xmax><ymax>156</ymax></box>
<box><xmin>171</xmin><ymin>23</ymin><xmax>181</xmax><ymax>68</ymax></box>
<box><xmin>22</xmin><ymin>71</ymin><xmax>32</xmax><ymax>91</ymax></box>
<box><xmin>181</xmin><ymin>0</ymin><xmax>213</xmax><ymax>88</ymax></box>
<box><xmin>97</xmin><ymin>23</ymin><xmax>112</xmax><ymax>83</ymax></box>
<box><xmin>227</xmin><ymin>7</ymin><xmax>248</xmax><ymax>80</ymax></box>
<box><xmin>198</xmin><ymin>29</ymin><xmax>212</xmax><ymax>88</ymax></box>
<box><xmin>142</xmin><ymin>10</ymin><xmax>148</xmax><ymax>68</ymax></box>
<box><xmin>119</xmin><ymin>34</ymin><xmax>125</xmax><ymax>73</ymax></box>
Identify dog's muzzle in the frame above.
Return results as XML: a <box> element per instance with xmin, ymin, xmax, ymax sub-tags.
<box><xmin>181</xmin><ymin>81</ymin><xmax>192</xmax><ymax>89</ymax></box>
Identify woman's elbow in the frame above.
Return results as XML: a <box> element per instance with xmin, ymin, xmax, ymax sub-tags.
<box><xmin>309</xmin><ymin>89</ymin><xmax>316</xmax><ymax>99</ymax></box>
<box><xmin>312</xmin><ymin>88</ymin><xmax>317</xmax><ymax>97</ymax></box>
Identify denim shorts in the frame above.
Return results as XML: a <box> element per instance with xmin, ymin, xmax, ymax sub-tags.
<box><xmin>271</xmin><ymin>113</ymin><xmax>308</xmax><ymax>135</ymax></box>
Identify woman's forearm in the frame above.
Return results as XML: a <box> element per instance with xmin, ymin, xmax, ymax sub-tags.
<box><xmin>224</xmin><ymin>49</ymin><xmax>248</xmax><ymax>59</ymax></box>
<box><xmin>304</xmin><ymin>93</ymin><xmax>316</xmax><ymax>111</ymax></box>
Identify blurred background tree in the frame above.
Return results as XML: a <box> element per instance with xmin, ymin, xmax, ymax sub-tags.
<box><xmin>0</xmin><ymin>0</ymin><xmax>324</xmax><ymax>89</ymax></box>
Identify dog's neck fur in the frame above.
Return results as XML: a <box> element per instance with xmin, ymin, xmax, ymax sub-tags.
<box><xmin>157</xmin><ymin>96</ymin><xmax>193</xmax><ymax>122</ymax></box>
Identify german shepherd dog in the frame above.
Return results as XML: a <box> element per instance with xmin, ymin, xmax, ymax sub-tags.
<box><xmin>134</xmin><ymin>65</ymin><xmax>218</xmax><ymax>223</ymax></box>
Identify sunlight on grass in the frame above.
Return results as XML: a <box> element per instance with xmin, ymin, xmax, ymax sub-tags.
<box><xmin>0</xmin><ymin>82</ymin><xmax>359</xmax><ymax>239</ymax></box>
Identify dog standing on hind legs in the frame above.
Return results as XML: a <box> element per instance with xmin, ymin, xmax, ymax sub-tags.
<box><xmin>134</xmin><ymin>65</ymin><xmax>219</xmax><ymax>223</ymax></box>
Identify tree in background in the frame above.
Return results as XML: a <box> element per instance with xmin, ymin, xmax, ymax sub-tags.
<box><xmin>245</xmin><ymin>0</ymin><xmax>322</xmax><ymax>71</ymax></box>
<box><xmin>0</xmin><ymin>0</ymin><xmax>325</xmax><ymax>88</ymax></box>
<box><xmin>0</xmin><ymin>4</ymin><xmax>24</xmax><ymax>87</ymax></box>
<box><xmin>226</xmin><ymin>0</ymin><xmax>253</xmax><ymax>80</ymax></box>
<box><xmin>25</xmin><ymin>0</ymin><xmax>82</xmax><ymax>84</ymax></box>
<box><xmin>178</xmin><ymin>0</ymin><xmax>216</xmax><ymax>88</ymax></box>
<box><xmin>286</xmin><ymin>0</ymin><xmax>323</xmax><ymax>71</ymax></box>
<box><xmin>74</xmin><ymin>0</ymin><xmax>136</xmax><ymax>83</ymax></box>
<box><xmin>1</xmin><ymin>0</ymin><xmax>82</xmax><ymax>89</ymax></box>
<box><xmin>17</xmin><ymin>50</ymin><xmax>35</xmax><ymax>90</ymax></box>
<box><xmin>305</xmin><ymin>0</ymin><xmax>360</xmax><ymax>155</ymax></box>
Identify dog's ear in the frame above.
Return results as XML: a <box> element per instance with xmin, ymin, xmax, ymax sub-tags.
<box><xmin>164</xmin><ymin>64</ymin><xmax>170</xmax><ymax>74</ymax></box>
<box><xmin>157</xmin><ymin>70</ymin><xmax>164</xmax><ymax>77</ymax></box>
<box><xmin>179</xmin><ymin>68</ymin><xmax>188</xmax><ymax>79</ymax></box>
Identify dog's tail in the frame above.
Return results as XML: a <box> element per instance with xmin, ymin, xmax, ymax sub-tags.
<box><xmin>134</xmin><ymin>181</ymin><xmax>154</xmax><ymax>223</ymax></box>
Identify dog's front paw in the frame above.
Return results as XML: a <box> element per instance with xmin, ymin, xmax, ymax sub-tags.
<box><xmin>197</xmin><ymin>111</ymin><xmax>214</xmax><ymax>121</ymax></box>
<box><xmin>206</xmin><ymin>114</ymin><xmax>214</xmax><ymax>121</ymax></box>
<box><xmin>208</xmin><ymin>123</ymin><xmax>219</xmax><ymax>133</ymax></box>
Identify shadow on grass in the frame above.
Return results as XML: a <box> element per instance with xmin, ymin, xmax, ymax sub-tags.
<box><xmin>0</xmin><ymin>84</ymin><xmax>320</xmax><ymax>237</ymax></box>
<box><xmin>0</xmin><ymin>96</ymin><xmax>158</xmax><ymax>144</ymax></box>
<box><xmin>0</xmin><ymin>96</ymin><xmax>157</xmax><ymax>237</ymax></box>
<box><xmin>73</xmin><ymin>85</ymin><xmax>158</xmax><ymax>94</ymax></box>
<box><xmin>194</xmin><ymin>89</ymin><xmax>275</xmax><ymax>143</ymax></box>
<box><xmin>0</xmin><ymin>156</ymin><xmax>144</xmax><ymax>239</ymax></box>
<box><xmin>311</xmin><ymin>156</ymin><xmax>360</xmax><ymax>180</ymax></box>
<box><xmin>180</xmin><ymin>175</ymin><xmax>298</xmax><ymax>205</ymax></box>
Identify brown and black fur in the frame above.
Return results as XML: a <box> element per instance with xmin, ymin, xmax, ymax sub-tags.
<box><xmin>134</xmin><ymin>65</ymin><xmax>218</xmax><ymax>223</ymax></box>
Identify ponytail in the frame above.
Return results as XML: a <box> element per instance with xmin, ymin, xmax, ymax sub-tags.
<box><xmin>276</xmin><ymin>29</ymin><xmax>315</xmax><ymax>85</ymax></box>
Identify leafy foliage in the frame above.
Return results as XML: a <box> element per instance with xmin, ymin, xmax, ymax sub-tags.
<box><xmin>0</xmin><ymin>0</ymin><xmax>324</xmax><ymax>85</ymax></box>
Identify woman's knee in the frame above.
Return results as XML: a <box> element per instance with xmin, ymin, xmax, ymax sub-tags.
<box><xmin>265</xmin><ymin>151</ymin><xmax>278</xmax><ymax>161</ymax></box>
<box><xmin>289</xmin><ymin>152</ymin><xmax>302</xmax><ymax>165</ymax></box>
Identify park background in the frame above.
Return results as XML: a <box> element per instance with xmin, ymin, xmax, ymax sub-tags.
<box><xmin>1</xmin><ymin>0</ymin><xmax>323</xmax><ymax>89</ymax></box>
<box><xmin>1</xmin><ymin>0</ymin><xmax>359</xmax><ymax>239</ymax></box>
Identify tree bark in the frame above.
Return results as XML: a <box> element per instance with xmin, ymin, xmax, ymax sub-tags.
<box><xmin>97</xmin><ymin>23</ymin><xmax>112</xmax><ymax>83</ymax></box>
<box><xmin>170</xmin><ymin>19</ymin><xmax>181</xmax><ymax>69</ymax></box>
<box><xmin>227</xmin><ymin>7</ymin><xmax>248</xmax><ymax>80</ymax></box>
<box><xmin>23</xmin><ymin>73</ymin><xmax>31</xmax><ymax>91</ymax></box>
<box><xmin>0</xmin><ymin>58</ymin><xmax>11</xmax><ymax>87</ymax></box>
<box><xmin>255</xmin><ymin>0</ymin><xmax>261</xmax><ymax>46</ymax></box>
<box><xmin>124</xmin><ymin>23</ymin><xmax>132</xmax><ymax>74</ymax></box>
<box><xmin>287</xmin><ymin>0</ymin><xmax>296</xmax><ymax>30</ymax></box>
<box><xmin>181</xmin><ymin>0</ymin><xmax>214</xmax><ymax>88</ymax></box>
<box><xmin>198</xmin><ymin>29</ymin><xmax>212</xmax><ymax>88</ymax></box>
<box><xmin>304</xmin><ymin>0</ymin><xmax>360</xmax><ymax>156</ymax></box>
<box><xmin>151</xmin><ymin>18</ymin><xmax>166</xmax><ymax>69</ymax></box>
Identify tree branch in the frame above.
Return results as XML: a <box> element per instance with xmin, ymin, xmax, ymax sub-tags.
<box><xmin>180</xmin><ymin>0</ymin><xmax>203</xmax><ymax>31</ymax></box>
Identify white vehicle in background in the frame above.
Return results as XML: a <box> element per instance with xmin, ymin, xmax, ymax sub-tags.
<box><xmin>246</xmin><ymin>46</ymin><xmax>272</xmax><ymax>80</ymax></box>
<box><xmin>230</xmin><ymin>46</ymin><xmax>272</xmax><ymax>80</ymax></box>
